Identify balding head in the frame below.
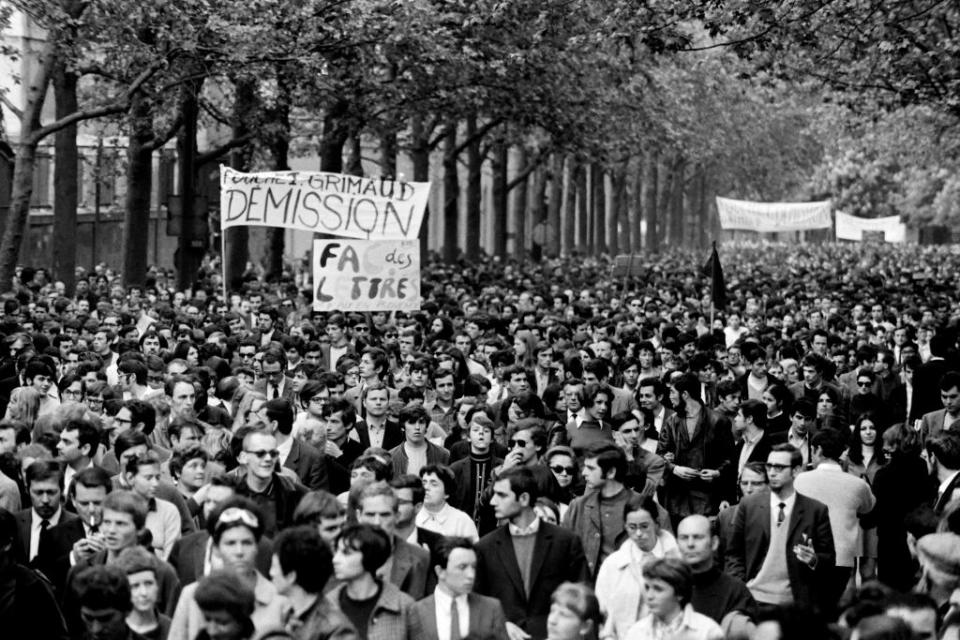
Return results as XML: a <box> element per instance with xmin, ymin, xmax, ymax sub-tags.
<box><xmin>677</xmin><ymin>515</ymin><xmax>717</xmax><ymax>572</ymax></box>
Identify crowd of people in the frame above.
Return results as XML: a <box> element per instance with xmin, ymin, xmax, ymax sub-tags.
<box><xmin>1</xmin><ymin>241</ymin><xmax>960</xmax><ymax>640</ymax></box>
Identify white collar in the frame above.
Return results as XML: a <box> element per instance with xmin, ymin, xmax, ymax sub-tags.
<box><xmin>32</xmin><ymin>507</ymin><xmax>61</xmax><ymax>527</ymax></box>
<box><xmin>939</xmin><ymin>471</ymin><xmax>960</xmax><ymax>497</ymax></box>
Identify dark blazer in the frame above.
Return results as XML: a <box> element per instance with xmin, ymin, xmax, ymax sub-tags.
<box><xmin>388</xmin><ymin>536</ymin><xmax>431</xmax><ymax>600</ymax></box>
<box><xmin>14</xmin><ymin>508</ymin><xmax>78</xmax><ymax>565</ymax></box>
<box><xmin>283</xmin><ymin>438</ymin><xmax>329</xmax><ymax>490</ymax></box>
<box><xmin>725</xmin><ymin>491</ymin><xmax>835</xmax><ymax>612</ymax></box>
<box><xmin>34</xmin><ymin>517</ymin><xmax>85</xmax><ymax>595</ymax></box>
<box><xmin>657</xmin><ymin>407</ymin><xmax>735</xmax><ymax>515</ymax></box>
<box><xmin>474</xmin><ymin>522</ymin><xmax>590</xmax><ymax>640</ymax></box>
<box><xmin>911</xmin><ymin>358</ymin><xmax>952</xmax><ymax>421</ymax></box>
<box><xmin>166</xmin><ymin>530</ymin><xmax>273</xmax><ymax>587</ymax></box>
<box><xmin>731</xmin><ymin>431</ymin><xmax>775</xmax><ymax>499</ymax></box>
<box><xmin>920</xmin><ymin>409</ymin><xmax>957</xmax><ymax>444</ymax></box>
<box><xmin>388</xmin><ymin>440</ymin><xmax>450</xmax><ymax>478</ymax></box>
<box><xmin>354</xmin><ymin>419</ymin><xmax>404</xmax><ymax>451</ymax></box>
<box><xmin>406</xmin><ymin>593</ymin><xmax>509</xmax><ymax>640</ymax></box>
<box><xmin>253</xmin><ymin>376</ymin><xmax>297</xmax><ymax>401</ymax></box>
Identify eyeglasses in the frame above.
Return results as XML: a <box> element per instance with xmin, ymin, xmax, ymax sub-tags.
<box><xmin>245</xmin><ymin>449</ymin><xmax>280</xmax><ymax>459</ymax></box>
<box><xmin>857</xmin><ymin>380</ymin><xmax>872</xmax><ymax>387</ymax></box>
<box><xmin>764</xmin><ymin>463</ymin><xmax>793</xmax><ymax>472</ymax></box>
<box><xmin>239</xmin><ymin>352</ymin><xmax>256</xmax><ymax>359</ymax></box>
<box><xmin>354</xmin><ymin>326</ymin><xmax>370</xmax><ymax>332</ymax></box>
<box><xmin>550</xmin><ymin>465</ymin><xmax>575</xmax><ymax>475</ymax></box>
<box><xmin>218</xmin><ymin>507</ymin><xmax>260</xmax><ymax>528</ymax></box>
<box><xmin>508</xmin><ymin>438</ymin><xmax>529</xmax><ymax>449</ymax></box>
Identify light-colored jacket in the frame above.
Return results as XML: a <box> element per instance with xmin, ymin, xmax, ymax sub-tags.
<box><xmin>625</xmin><ymin>604</ymin><xmax>724</xmax><ymax>640</ymax></box>
<box><xmin>167</xmin><ymin>572</ymin><xmax>287</xmax><ymax>640</ymax></box>
<box><xmin>595</xmin><ymin>533</ymin><xmax>681</xmax><ymax>640</ymax></box>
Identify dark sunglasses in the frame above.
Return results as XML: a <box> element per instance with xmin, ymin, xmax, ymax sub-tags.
<box><xmin>246</xmin><ymin>449</ymin><xmax>280</xmax><ymax>459</ymax></box>
<box><xmin>508</xmin><ymin>438</ymin><xmax>529</xmax><ymax>449</ymax></box>
<box><xmin>550</xmin><ymin>465</ymin><xmax>575</xmax><ymax>475</ymax></box>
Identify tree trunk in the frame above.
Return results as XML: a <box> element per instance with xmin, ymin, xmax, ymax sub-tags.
<box><xmin>52</xmin><ymin>59</ymin><xmax>78</xmax><ymax>293</ymax></box>
<box><xmin>657</xmin><ymin>155</ymin><xmax>675</xmax><ymax>249</ymax></box>
<box><xmin>491</xmin><ymin>141</ymin><xmax>508</xmax><ymax>257</ymax></box>
<box><xmin>265</xmin><ymin>68</ymin><xmax>292</xmax><ymax>281</ymax></box>
<box><xmin>225</xmin><ymin>78</ymin><xmax>256</xmax><ymax>293</ymax></box>
<box><xmin>175</xmin><ymin>80</ymin><xmax>202</xmax><ymax>292</ymax></box>
<box><xmin>0</xmin><ymin>40</ymin><xmax>54</xmax><ymax>293</ymax></box>
<box><xmin>697</xmin><ymin>166</ymin><xmax>710</xmax><ymax>250</ymax></box>
<box><xmin>669</xmin><ymin>157</ymin><xmax>685</xmax><ymax>247</ymax></box>
<box><xmin>122</xmin><ymin>90</ymin><xmax>153</xmax><ymax>287</ymax></box>
<box><xmin>575</xmin><ymin>160</ymin><xmax>587</xmax><ymax>252</ymax></box>
<box><xmin>608</xmin><ymin>166</ymin><xmax>625</xmax><ymax>256</ymax></box>
<box><xmin>511</xmin><ymin>147</ymin><xmax>528</xmax><ymax>260</ymax></box>
<box><xmin>546</xmin><ymin>154</ymin><xmax>562</xmax><ymax>258</ymax></box>
<box><xmin>592</xmin><ymin>163</ymin><xmax>606</xmax><ymax>255</ymax></box>
<box><xmin>319</xmin><ymin>102</ymin><xmax>350</xmax><ymax>173</ymax></box>
<box><xmin>630</xmin><ymin>156</ymin><xmax>643</xmax><ymax>253</ymax></box>
<box><xmin>643</xmin><ymin>150</ymin><xmax>659</xmax><ymax>253</ymax></box>
<box><xmin>346</xmin><ymin>134</ymin><xmax>363</xmax><ymax>177</ymax></box>
<box><xmin>381</xmin><ymin>131</ymin><xmax>397</xmax><ymax>178</ymax></box>
<box><xmin>410</xmin><ymin>115</ymin><xmax>430</xmax><ymax>259</ymax></box>
<box><xmin>529</xmin><ymin>166</ymin><xmax>547</xmax><ymax>262</ymax></box>
<box><xmin>562</xmin><ymin>156</ymin><xmax>577</xmax><ymax>256</ymax></box>
<box><xmin>442</xmin><ymin>121</ymin><xmax>458</xmax><ymax>264</ymax></box>
<box><xmin>464</xmin><ymin>115</ymin><xmax>482</xmax><ymax>261</ymax></box>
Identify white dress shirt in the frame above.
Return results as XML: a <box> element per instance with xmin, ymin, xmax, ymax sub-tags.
<box><xmin>434</xmin><ymin>588</ymin><xmax>469</xmax><ymax>640</ymax></box>
<box><xmin>769</xmin><ymin>490</ymin><xmax>797</xmax><ymax>530</ymax></box>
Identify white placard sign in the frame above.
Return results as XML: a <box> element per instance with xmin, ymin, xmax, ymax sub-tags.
<box><xmin>716</xmin><ymin>197</ymin><xmax>832</xmax><ymax>232</ymax></box>
<box><xmin>835</xmin><ymin>211</ymin><xmax>906</xmax><ymax>243</ymax></box>
<box><xmin>312</xmin><ymin>239</ymin><xmax>421</xmax><ymax>312</ymax></box>
<box><xmin>220</xmin><ymin>167</ymin><xmax>430</xmax><ymax>240</ymax></box>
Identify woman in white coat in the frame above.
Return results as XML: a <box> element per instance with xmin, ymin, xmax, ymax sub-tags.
<box><xmin>595</xmin><ymin>496</ymin><xmax>680</xmax><ymax>640</ymax></box>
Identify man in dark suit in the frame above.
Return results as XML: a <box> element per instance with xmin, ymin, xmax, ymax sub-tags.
<box><xmin>731</xmin><ymin>400</ymin><xmax>775</xmax><ymax>501</ymax></box>
<box><xmin>262</xmin><ymin>398</ymin><xmax>329</xmax><ymax>490</ymax></box>
<box><xmin>357</xmin><ymin>480</ymin><xmax>430</xmax><ymax>599</ymax></box>
<box><xmin>35</xmin><ymin>466</ymin><xmax>112</xmax><ymax>595</ymax></box>
<box><xmin>354</xmin><ymin>384</ymin><xmax>404</xmax><ymax>450</ymax></box>
<box><xmin>919</xmin><ymin>371</ymin><xmax>960</xmax><ymax>443</ymax></box>
<box><xmin>911</xmin><ymin>334</ymin><xmax>956</xmax><ymax>421</ymax></box>
<box><xmin>925</xmin><ymin>432</ymin><xmax>960</xmax><ymax>515</ymax></box>
<box><xmin>475</xmin><ymin>467</ymin><xmax>590</xmax><ymax>640</ymax></box>
<box><xmin>408</xmin><ymin>536</ymin><xmax>509</xmax><ymax>640</ymax></box>
<box><xmin>737</xmin><ymin>344</ymin><xmax>781</xmax><ymax>401</ymax></box>
<box><xmin>15</xmin><ymin>460</ymin><xmax>77</xmax><ymax>565</ymax></box>
<box><xmin>254</xmin><ymin>351</ymin><xmax>296</xmax><ymax>401</ymax></box>
<box><xmin>726</xmin><ymin>444</ymin><xmax>835</xmax><ymax>614</ymax></box>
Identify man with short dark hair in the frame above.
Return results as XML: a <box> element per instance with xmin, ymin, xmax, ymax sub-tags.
<box><xmin>354</xmin><ymin>383</ymin><xmax>403</xmax><ymax>450</ymax></box>
<box><xmin>416</xmin><ymin>464</ymin><xmax>478</xmax><ymax>542</ymax></box>
<box><xmin>16</xmin><ymin>460</ymin><xmax>78</xmax><ymax>564</ymax></box>
<box><xmin>57</xmin><ymin>418</ymin><xmax>101</xmax><ymax>493</ymax></box>
<box><xmin>562</xmin><ymin>442</ymin><xmax>635</xmax><ymax>576</ymax></box>
<box><xmin>726</xmin><ymin>444</ymin><xmax>835</xmax><ymax>612</ymax></box>
<box><xmin>263</xmin><ymin>398</ymin><xmax>329</xmax><ymax>491</ymax></box>
<box><xmin>924</xmin><ymin>431</ymin><xmax>960</xmax><ymax>514</ymax></box>
<box><xmin>920</xmin><ymin>371</ymin><xmax>960</xmax><ymax>442</ymax></box>
<box><xmin>269</xmin><ymin>525</ymin><xmax>354</xmax><ymax>639</ymax></box>
<box><xmin>475</xmin><ymin>467</ymin><xmax>589</xmax><ymax>640</ymax></box>
<box><xmin>407</xmin><ymin>536</ymin><xmax>509</xmax><ymax>640</ymax></box>
<box><xmin>389</xmin><ymin>403</ymin><xmax>449</xmax><ymax>477</ymax></box>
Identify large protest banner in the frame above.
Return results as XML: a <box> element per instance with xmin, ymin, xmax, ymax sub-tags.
<box><xmin>220</xmin><ymin>167</ymin><xmax>429</xmax><ymax>240</ymax></box>
<box><xmin>716</xmin><ymin>197</ymin><xmax>832</xmax><ymax>232</ymax></box>
<box><xmin>313</xmin><ymin>239</ymin><xmax>421</xmax><ymax>311</ymax></box>
<box><xmin>835</xmin><ymin>211</ymin><xmax>906</xmax><ymax>243</ymax></box>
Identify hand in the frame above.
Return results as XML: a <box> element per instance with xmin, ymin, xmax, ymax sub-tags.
<box><xmin>673</xmin><ymin>465</ymin><xmax>700</xmax><ymax>480</ymax></box>
<box><xmin>700</xmin><ymin>469</ymin><xmax>720</xmax><ymax>481</ymax></box>
<box><xmin>793</xmin><ymin>534</ymin><xmax>817</xmax><ymax>568</ymax></box>
<box><xmin>505</xmin><ymin>621</ymin><xmax>532</xmax><ymax>640</ymax></box>
<box><xmin>325</xmin><ymin>441</ymin><xmax>343</xmax><ymax>458</ymax></box>
<box><xmin>663</xmin><ymin>452</ymin><xmax>676</xmax><ymax>463</ymax></box>
<box><xmin>718</xmin><ymin>500</ymin><xmax>731</xmax><ymax>512</ymax></box>
<box><xmin>501</xmin><ymin>451</ymin><xmax>523</xmax><ymax>472</ymax></box>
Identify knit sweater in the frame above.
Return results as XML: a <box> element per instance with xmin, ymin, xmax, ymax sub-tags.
<box><xmin>690</xmin><ymin>564</ymin><xmax>756</xmax><ymax>624</ymax></box>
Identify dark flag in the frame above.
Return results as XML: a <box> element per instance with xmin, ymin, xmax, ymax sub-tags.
<box><xmin>702</xmin><ymin>241</ymin><xmax>727</xmax><ymax>310</ymax></box>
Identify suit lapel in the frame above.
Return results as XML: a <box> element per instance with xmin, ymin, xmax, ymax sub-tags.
<box><xmin>787</xmin><ymin>496</ymin><xmax>806</xmax><ymax>543</ymax></box>
<box><xmin>756</xmin><ymin>495</ymin><xmax>771</xmax><ymax>551</ymax></box>
<box><xmin>467</xmin><ymin>593</ymin><xmax>482</xmax><ymax>637</ymax></box>
<box><xmin>494</xmin><ymin>529</ymin><xmax>527</xmax><ymax>602</ymax></box>
<box><xmin>286</xmin><ymin>439</ymin><xmax>301</xmax><ymax>468</ymax></box>
<box><xmin>16</xmin><ymin>512</ymin><xmax>31</xmax><ymax>559</ymax></box>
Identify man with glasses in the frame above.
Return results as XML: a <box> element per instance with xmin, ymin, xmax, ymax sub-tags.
<box><xmin>254</xmin><ymin>351</ymin><xmax>293</xmax><ymax>401</ymax></box>
<box><xmin>231</xmin><ymin>427</ymin><xmax>307</xmax><ymax>536</ymax></box>
<box><xmin>726</xmin><ymin>444</ymin><xmax>835</xmax><ymax>613</ymax></box>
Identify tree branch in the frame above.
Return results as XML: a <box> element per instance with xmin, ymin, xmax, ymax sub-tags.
<box><xmin>453</xmin><ymin>117</ymin><xmax>504</xmax><ymax>157</ymax></box>
<box><xmin>0</xmin><ymin>91</ymin><xmax>23</xmax><ymax>121</ymax></box>
<box><xmin>27</xmin><ymin>55</ymin><xmax>171</xmax><ymax>143</ymax></box>
<box><xmin>507</xmin><ymin>150</ymin><xmax>550</xmax><ymax>192</ymax></box>
<box><xmin>196</xmin><ymin>134</ymin><xmax>252</xmax><ymax>167</ymax></box>
<box><xmin>145</xmin><ymin>114</ymin><xmax>183</xmax><ymax>152</ymax></box>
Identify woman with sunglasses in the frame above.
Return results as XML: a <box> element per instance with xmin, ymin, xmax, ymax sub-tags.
<box><xmin>595</xmin><ymin>496</ymin><xmax>680</xmax><ymax>640</ymax></box>
<box><xmin>544</xmin><ymin>446</ymin><xmax>580</xmax><ymax>519</ymax></box>
<box><xmin>168</xmin><ymin>498</ymin><xmax>287</xmax><ymax>640</ymax></box>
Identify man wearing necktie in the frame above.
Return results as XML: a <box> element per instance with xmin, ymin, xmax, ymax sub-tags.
<box><xmin>407</xmin><ymin>536</ymin><xmax>509</xmax><ymax>640</ymax></box>
<box><xmin>15</xmin><ymin>460</ymin><xmax>78</xmax><ymax>566</ymax></box>
<box><xmin>726</xmin><ymin>444</ymin><xmax>835</xmax><ymax>614</ymax></box>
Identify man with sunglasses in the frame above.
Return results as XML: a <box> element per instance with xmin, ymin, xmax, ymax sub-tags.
<box><xmin>726</xmin><ymin>444</ymin><xmax>835</xmax><ymax>613</ymax></box>
<box><xmin>231</xmin><ymin>428</ymin><xmax>307</xmax><ymax>537</ymax></box>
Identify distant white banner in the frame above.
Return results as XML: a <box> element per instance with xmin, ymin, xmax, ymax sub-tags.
<box><xmin>220</xmin><ymin>167</ymin><xmax>430</xmax><ymax>240</ymax></box>
<box><xmin>313</xmin><ymin>239</ymin><xmax>421</xmax><ymax>312</ymax></box>
<box><xmin>716</xmin><ymin>197</ymin><xmax>832</xmax><ymax>232</ymax></box>
<box><xmin>835</xmin><ymin>211</ymin><xmax>906</xmax><ymax>243</ymax></box>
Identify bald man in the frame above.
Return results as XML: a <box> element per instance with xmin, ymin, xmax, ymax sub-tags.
<box><xmin>678</xmin><ymin>515</ymin><xmax>756</xmax><ymax>626</ymax></box>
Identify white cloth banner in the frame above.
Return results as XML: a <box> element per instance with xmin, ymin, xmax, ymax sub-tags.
<box><xmin>220</xmin><ymin>167</ymin><xmax>430</xmax><ymax>240</ymax></box>
<box><xmin>716</xmin><ymin>197</ymin><xmax>832</xmax><ymax>232</ymax></box>
<box><xmin>312</xmin><ymin>239</ymin><xmax>421</xmax><ymax>311</ymax></box>
<box><xmin>835</xmin><ymin>211</ymin><xmax>905</xmax><ymax>243</ymax></box>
